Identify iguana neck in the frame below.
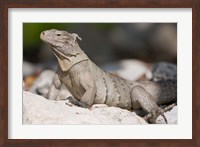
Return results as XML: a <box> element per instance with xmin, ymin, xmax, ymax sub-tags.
<box><xmin>53</xmin><ymin>49</ymin><xmax>89</xmax><ymax>72</ymax></box>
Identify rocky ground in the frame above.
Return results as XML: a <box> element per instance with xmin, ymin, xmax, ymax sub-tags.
<box><xmin>23</xmin><ymin>59</ymin><xmax>177</xmax><ymax>125</ymax></box>
<box><xmin>23</xmin><ymin>91</ymin><xmax>147</xmax><ymax>125</ymax></box>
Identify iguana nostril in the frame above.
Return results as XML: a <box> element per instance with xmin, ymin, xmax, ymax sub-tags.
<box><xmin>42</xmin><ymin>32</ymin><xmax>45</xmax><ymax>35</ymax></box>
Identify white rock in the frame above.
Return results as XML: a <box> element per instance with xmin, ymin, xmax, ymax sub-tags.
<box><xmin>102</xmin><ymin>59</ymin><xmax>152</xmax><ymax>81</ymax></box>
<box><xmin>23</xmin><ymin>61</ymin><xmax>36</xmax><ymax>77</ymax></box>
<box><xmin>30</xmin><ymin>70</ymin><xmax>56</xmax><ymax>97</ymax></box>
<box><xmin>23</xmin><ymin>91</ymin><xmax>147</xmax><ymax>125</ymax></box>
<box><xmin>156</xmin><ymin>106</ymin><xmax>177</xmax><ymax>124</ymax></box>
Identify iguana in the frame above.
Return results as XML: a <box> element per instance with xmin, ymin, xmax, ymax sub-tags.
<box><xmin>40</xmin><ymin>29</ymin><xmax>177</xmax><ymax>123</ymax></box>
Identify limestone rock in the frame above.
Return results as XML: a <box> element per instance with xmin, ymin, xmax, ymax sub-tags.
<box><xmin>102</xmin><ymin>59</ymin><xmax>152</xmax><ymax>81</ymax></box>
<box><xmin>30</xmin><ymin>70</ymin><xmax>56</xmax><ymax>97</ymax></box>
<box><xmin>23</xmin><ymin>61</ymin><xmax>36</xmax><ymax>77</ymax></box>
<box><xmin>23</xmin><ymin>91</ymin><xmax>147</xmax><ymax>125</ymax></box>
<box><xmin>156</xmin><ymin>106</ymin><xmax>177</xmax><ymax>124</ymax></box>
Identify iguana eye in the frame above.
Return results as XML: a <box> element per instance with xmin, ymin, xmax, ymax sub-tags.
<box><xmin>56</xmin><ymin>34</ymin><xmax>61</xmax><ymax>36</ymax></box>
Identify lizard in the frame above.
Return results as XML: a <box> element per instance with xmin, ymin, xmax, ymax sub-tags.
<box><xmin>40</xmin><ymin>29</ymin><xmax>177</xmax><ymax>123</ymax></box>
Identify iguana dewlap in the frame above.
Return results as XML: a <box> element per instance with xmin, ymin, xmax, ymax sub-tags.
<box><xmin>40</xmin><ymin>29</ymin><xmax>177</xmax><ymax>123</ymax></box>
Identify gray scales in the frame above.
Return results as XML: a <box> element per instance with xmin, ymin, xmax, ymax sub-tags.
<box><xmin>40</xmin><ymin>29</ymin><xmax>177</xmax><ymax>123</ymax></box>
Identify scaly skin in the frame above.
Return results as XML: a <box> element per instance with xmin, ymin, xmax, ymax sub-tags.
<box><xmin>40</xmin><ymin>29</ymin><xmax>177</xmax><ymax>123</ymax></box>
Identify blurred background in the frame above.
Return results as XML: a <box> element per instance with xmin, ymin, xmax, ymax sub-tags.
<box><xmin>23</xmin><ymin>23</ymin><xmax>177</xmax><ymax>94</ymax></box>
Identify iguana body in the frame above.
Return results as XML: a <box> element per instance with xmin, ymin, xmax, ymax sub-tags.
<box><xmin>40</xmin><ymin>29</ymin><xmax>177</xmax><ymax>123</ymax></box>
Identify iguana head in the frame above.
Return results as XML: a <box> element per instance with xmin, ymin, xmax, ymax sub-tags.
<box><xmin>40</xmin><ymin>29</ymin><xmax>82</xmax><ymax>57</ymax></box>
<box><xmin>40</xmin><ymin>29</ymin><xmax>88</xmax><ymax>72</ymax></box>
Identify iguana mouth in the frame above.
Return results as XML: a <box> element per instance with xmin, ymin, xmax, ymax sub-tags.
<box><xmin>40</xmin><ymin>31</ymin><xmax>63</xmax><ymax>48</ymax></box>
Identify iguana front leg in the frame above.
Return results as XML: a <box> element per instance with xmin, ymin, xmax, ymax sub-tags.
<box><xmin>78</xmin><ymin>72</ymin><xmax>97</xmax><ymax>108</ymax></box>
<box><xmin>47</xmin><ymin>71</ymin><xmax>61</xmax><ymax>100</ymax></box>
<box><xmin>47</xmin><ymin>71</ymin><xmax>71</xmax><ymax>101</ymax></box>
<box><xmin>131</xmin><ymin>86</ymin><xmax>162</xmax><ymax>123</ymax></box>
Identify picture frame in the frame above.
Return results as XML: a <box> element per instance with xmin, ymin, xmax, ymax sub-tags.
<box><xmin>0</xmin><ymin>0</ymin><xmax>199</xmax><ymax>147</ymax></box>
